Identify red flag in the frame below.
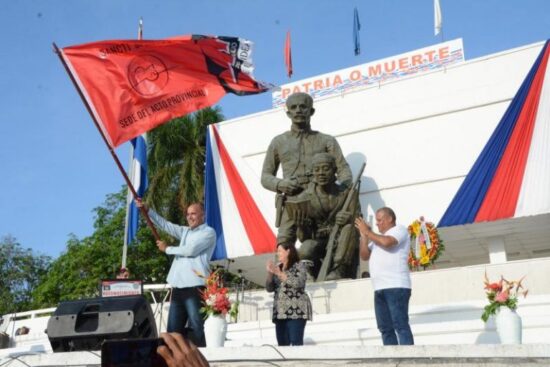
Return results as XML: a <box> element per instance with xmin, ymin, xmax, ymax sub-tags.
<box><xmin>60</xmin><ymin>35</ymin><xmax>270</xmax><ymax>147</ymax></box>
<box><xmin>284</xmin><ymin>30</ymin><xmax>292</xmax><ymax>78</ymax></box>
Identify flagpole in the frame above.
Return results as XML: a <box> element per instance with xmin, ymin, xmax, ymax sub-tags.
<box><xmin>121</xmin><ymin>16</ymin><xmax>145</xmax><ymax>269</ymax></box>
<box><xmin>52</xmin><ymin>42</ymin><xmax>160</xmax><ymax>242</ymax></box>
<box><xmin>122</xmin><ymin>148</ymin><xmax>133</xmax><ymax>268</ymax></box>
<box><xmin>121</xmin><ymin>137</ymin><xmax>136</xmax><ymax>270</ymax></box>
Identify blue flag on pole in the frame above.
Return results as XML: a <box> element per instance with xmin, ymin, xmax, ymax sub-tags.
<box><xmin>353</xmin><ymin>7</ymin><xmax>361</xmax><ymax>56</ymax></box>
<box><xmin>126</xmin><ymin>135</ymin><xmax>148</xmax><ymax>245</ymax></box>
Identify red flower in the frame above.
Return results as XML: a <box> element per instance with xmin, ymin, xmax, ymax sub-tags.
<box><xmin>481</xmin><ymin>272</ymin><xmax>528</xmax><ymax>323</ymax></box>
<box><xmin>195</xmin><ymin>269</ymin><xmax>235</xmax><ymax>317</ymax></box>
<box><xmin>485</xmin><ymin>281</ymin><xmax>502</xmax><ymax>292</ymax></box>
<box><xmin>495</xmin><ymin>290</ymin><xmax>509</xmax><ymax>303</ymax></box>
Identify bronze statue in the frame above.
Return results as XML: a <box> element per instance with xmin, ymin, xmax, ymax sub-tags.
<box><xmin>261</xmin><ymin>92</ymin><xmax>352</xmax><ymax>246</ymax></box>
<box><xmin>288</xmin><ymin>153</ymin><xmax>363</xmax><ymax>281</ymax></box>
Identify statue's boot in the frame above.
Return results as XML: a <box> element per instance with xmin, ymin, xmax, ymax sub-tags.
<box><xmin>300</xmin><ymin>260</ymin><xmax>316</xmax><ymax>282</ymax></box>
<box><xmin>325</xmin><ymin>264</ymin><xmax>345</xmax><ymax>281</ymax></box>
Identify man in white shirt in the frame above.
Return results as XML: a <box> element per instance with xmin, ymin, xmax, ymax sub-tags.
<box><xmin>354</xmin><ymin>207</ymin><xmax>414</xmax><ymax>345</ymax></box>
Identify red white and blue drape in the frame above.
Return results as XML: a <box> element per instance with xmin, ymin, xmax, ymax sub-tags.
<box><xmin>205</xmin><ymin>124</ymin><xmax>276</xmax><ymax>260</ymax></box>
<box><xmin>440</xmin><ymin>41</ymin><xmax>550</xmax><ymax>227</ymax></box>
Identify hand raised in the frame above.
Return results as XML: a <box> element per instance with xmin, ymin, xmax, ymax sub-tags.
<box><xmin>266</xmin><ymin>259</ymin><xmax>278</xmax><ymax>274</ymax></box>
<box><xmin>157</xmin><ymin>240</ymin><xmax>168</xmax><ymax>252</ymax></box>
<box><xmin>354</xmin><ymin>217</ymin><xmax>371</xmax><ymax>237</ymax></box>
<box><xmin>135</xmin><ymin>197</ymin><xmax>146</xmax><ymax>209</ymax></box>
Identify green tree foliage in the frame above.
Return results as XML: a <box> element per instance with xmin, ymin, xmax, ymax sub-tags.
<box><xmin>147</xmin><ymin>107</ymin><xmax>224</xmax><ymax>223</ymax></box>
<box><xmin>28</xmin><ymin>108</ymin><xmax>225</xmax><ymax>308</ymax></box>
<box><xmin>32</xmin><ymin>189</ymin><xmax>170</xmax><ymax>308</ymax></box>
<box><xmin>0</xmin><ymin>235</ymin><xmax>50</xmax><ymax>315</ymax></box>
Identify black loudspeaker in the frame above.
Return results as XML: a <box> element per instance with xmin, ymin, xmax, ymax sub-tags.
<box><xmin>46</xmin><ymin>295</ymin><xmax>157</xmax><ymax>352</ymax></box>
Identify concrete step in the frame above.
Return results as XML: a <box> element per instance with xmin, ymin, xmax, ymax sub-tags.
<box><xmin>204</xmin><ymin>344</ymin><xmax>550</xmax><ymax>366</ymax></box>
<box><xmin>2</xmin><ymin>344</ymin><xmax>549</xmax><ymax>367</ymax></box>
<box><xmin>225</xmin><ymin>295</ymin><xmax>550</xmax><ymax>347</ymax></box>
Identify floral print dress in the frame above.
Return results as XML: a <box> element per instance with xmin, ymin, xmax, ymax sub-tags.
<box><xmin>266</xmin><ymin>262</ymin><xmax>312</xmax><ymax>321</ymax></box>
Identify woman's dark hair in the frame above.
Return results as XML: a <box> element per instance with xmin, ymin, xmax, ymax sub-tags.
<box><xmin>278</xmin><ymin>242</ymin><xmax>300</xmax><ymax>270</ymax></box>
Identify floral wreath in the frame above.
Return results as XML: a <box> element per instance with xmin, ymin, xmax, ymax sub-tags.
<box><xmin>407</xmin><ymin>216</ymin><xmax>445</xmax><ymax>270</ymax></box>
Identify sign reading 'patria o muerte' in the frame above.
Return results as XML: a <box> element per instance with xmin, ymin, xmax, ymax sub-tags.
<box><xmin>272</xmin><ymin>38</ymin><xmax>464</xmax><ymax>107</ymax></box>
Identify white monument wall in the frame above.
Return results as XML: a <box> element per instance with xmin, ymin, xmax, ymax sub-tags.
<box><xmin>215</xmin><ymin>41</ymin><xmax>544</xmax><ymax>228</ymax></box>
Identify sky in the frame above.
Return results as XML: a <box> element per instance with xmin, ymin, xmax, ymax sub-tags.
<box><xmin>1</xmin><ymin>0</ymin><xmax>550</xmax><ymax>259</ymax></box>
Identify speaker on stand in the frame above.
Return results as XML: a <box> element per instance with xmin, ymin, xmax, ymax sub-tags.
<box><xmin>46</xmin><ymin>295</ymin><xmax>157</xmax><ymax>352</ymax></box>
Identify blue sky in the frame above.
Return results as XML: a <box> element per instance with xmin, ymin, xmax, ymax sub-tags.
<box><xmin>1</xmin><ymin>0</ymin><xmax>549</xmax><ymax>258</ymax></box>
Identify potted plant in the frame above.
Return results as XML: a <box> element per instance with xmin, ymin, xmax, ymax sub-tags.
<box><xmin>482</xmin><ymin>272</ymin><xmax>528</xmax><ymax>344</ymax></box>
<box><xmin>197</xmin><ymin>269</ymin><xmax>238</xmax><ymax>347</ymax></box>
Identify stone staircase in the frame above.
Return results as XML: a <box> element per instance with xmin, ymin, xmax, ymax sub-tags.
<box><xmin>225</xmin><ymin>295</ymin><xmax>550</xmax><ymax>347</ymax></box>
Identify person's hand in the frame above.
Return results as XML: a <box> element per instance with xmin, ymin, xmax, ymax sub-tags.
<box><xmin>277</xmin><ymin>179</ymin><xmax>301</xmax><ymax>195</ymax></box>
<box><xmin>157</xmin><ymin>240</ymin><xmax>168</xmax><ymax>253</ymax></box>
<box><xmin>266</xmin><ymin>259</ymin><xmax>287</xmax><ymax>281</ymax></box>
<box><xmin>135</xmin><ymin>197</ymin><xmax>146</xmax><ymax>209</ymax></box>
<box><xmin>354</xmin><ymin>217</ymin><xmax>371</xmax><ymax>237</ymax></box>
<box><xmin>266</xmin><ymin>259</ymin><xmax>278</xmax><ymax>274</ymax></box>
<box><xmin>157</xmin><ymin>332</ymin><xmax>209</xmax><ymax>367</ymax></box>
<box><xmin>335</xmin><ymin>210</ymin><xmax>351</xmax><ymax>225</ymax></box>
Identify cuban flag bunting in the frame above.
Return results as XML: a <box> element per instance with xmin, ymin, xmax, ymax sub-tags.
<box><xmin>125</xmin><ymin>135</ymin><xmax>148</xmax><ymax>245</ymax></box>
<box><xmin>353</xmin><ymin>7</ymin><xmax>361</xmax><ymax>56</ymax></box>
<box><xmin>205</xmin><ymin>124</ymin><xmax>276</xmax><ymax>260</ymax></box>
<box><xmin>439</xmin><ymin>40</ymin><xmax>550</xmax><ymax>227</ymax></box>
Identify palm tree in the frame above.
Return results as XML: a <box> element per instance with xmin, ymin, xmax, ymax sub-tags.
<box><xmin>146</xmin><ymin>107</ymin><xmax>224</xmax><ymax>223</ymax></box>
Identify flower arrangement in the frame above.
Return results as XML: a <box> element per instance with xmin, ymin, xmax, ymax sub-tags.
<box><xmin>481</xmin><ymin>272</ymin><xmax>528</xmax><ymax>322</ymax></box>
<box><xmin>196</xmin><ymin>269</ymin><xmax>239</xmax><ymax>321</ymax></box>
<box><xmin>407</xmin><ymin>216</ymin><xmax>445</xmax><ymax>270</ymax></box>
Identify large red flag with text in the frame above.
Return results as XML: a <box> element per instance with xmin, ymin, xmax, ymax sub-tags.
<box><xmin>60</xmin><ymin>35</ymin><xmax>271</xmax><ymax>147</ymax></box>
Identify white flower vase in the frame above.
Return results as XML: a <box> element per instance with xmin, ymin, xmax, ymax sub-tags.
<box><xmin>204</xmin><ymin>314</ymin><xmax>227</xmax><ymax>347</ymax></box>
<box><xmin>495</xmin><ymin>307</ymin><xmax>522</xmax><ymax>344</ymax></box>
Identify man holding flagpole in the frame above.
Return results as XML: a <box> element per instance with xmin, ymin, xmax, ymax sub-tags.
<box><xmin>137</xmin><ymin>199</ymin><xmax>216</xmax><ymax>347</ymax></box>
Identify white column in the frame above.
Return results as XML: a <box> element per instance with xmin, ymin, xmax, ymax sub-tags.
<box><xmin>487</xmin><ymin>236</ymin><xmax>507</xmax><ymax>264</ymax></box>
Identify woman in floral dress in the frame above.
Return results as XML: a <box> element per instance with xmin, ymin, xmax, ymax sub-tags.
<box><xmin>266</xmin><ymin>242</ymin><xmax>312</xmax><ymax>346</ymax></box>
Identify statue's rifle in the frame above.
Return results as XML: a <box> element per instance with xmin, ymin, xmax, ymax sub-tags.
<box><xmin>317</xmin><ymin>162</ymin><xmax>366</xmax><ymax>282</ymax></box>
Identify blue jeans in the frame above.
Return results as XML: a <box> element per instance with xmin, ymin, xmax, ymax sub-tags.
<box><xmin>374</xmin><ymin>288</ymin><xmax>414</xmax><ymax>345</ymax></box>
<box><xmin>275</xmin><ymin>319</ymin><xmax>307</xmax><ymax>346</ymax></box>
<box><xmin>168</xmin><ymin>287</ymin><xmax>205</xmax><ymax>347</ymax></box>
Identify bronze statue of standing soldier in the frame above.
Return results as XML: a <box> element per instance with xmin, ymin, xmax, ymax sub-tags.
<box><xmin>261</xmin><ymin>92</ymin><xmax>361</xmax><ymax>281</ymax></box>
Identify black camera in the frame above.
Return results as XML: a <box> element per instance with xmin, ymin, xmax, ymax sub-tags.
<box><xmin>101</xmin><ymin>338</ymin><xmax>167</xmax><ymax>367</ymax></box>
